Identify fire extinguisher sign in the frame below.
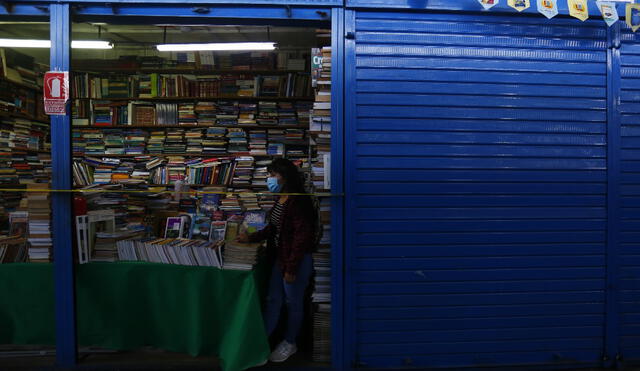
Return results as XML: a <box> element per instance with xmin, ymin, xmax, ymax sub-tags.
<box><xmin>43</xmin><ymin>71</ymin><xmax>69</xmax><ymax>115</ymax></box>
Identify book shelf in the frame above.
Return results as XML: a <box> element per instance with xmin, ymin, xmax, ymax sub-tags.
<box><xmin>73</xmin><ymin>69</ymin><xmax>311</xmax><ymax>75</ymax></box>
<box><xmin>72</xmin><ymin>97</ymin><xmax>314</xmax><ymax>102</ymax></box>
<box><xmin>72</xmin><ymin>124</ymin><xmax>307</xmax><ymax>129</ymax></box>
<box><xmin>0</xmin><ymin>47</ymin><xmax>52</xmax><ymax>264</ymax></box>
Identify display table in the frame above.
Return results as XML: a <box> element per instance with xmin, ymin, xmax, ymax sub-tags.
<box><xmin>0</xmin><ymin>262</ymin><xmax>270</xmax><ymax>371</ymax></box>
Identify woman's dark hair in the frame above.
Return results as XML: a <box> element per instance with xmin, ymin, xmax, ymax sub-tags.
<box><xmin>267</xmin><ymin>158</ymin><xmax>306</xmax><ymax>194</ymax></box>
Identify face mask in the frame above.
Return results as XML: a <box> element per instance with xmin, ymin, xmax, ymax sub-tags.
<box><xmin>267</xmin><ymin>177</ymin><xmax>283</xmax><ymax>193</ymax></box>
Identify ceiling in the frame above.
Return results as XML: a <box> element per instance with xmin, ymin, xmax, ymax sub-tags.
<box><xmin>0</xmin><ymin>22</ymin><xmax>323</xmax><ymax>62</ymax></box>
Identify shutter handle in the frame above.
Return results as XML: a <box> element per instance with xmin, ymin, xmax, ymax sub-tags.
<box><xmin>345</xmin><ymin>32</ymin><xmax>355</xmax><ymax>40</ymax></box>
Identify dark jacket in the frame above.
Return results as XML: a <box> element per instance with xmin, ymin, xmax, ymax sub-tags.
<box><xmin>248</xmin><ymin>195</ymin><xmax>316</xmax><ymax>275</ymax></box>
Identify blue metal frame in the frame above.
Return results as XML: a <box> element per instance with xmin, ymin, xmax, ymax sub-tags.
<box><xmin>345</xmin><ymin>0</ymin><xmax>621</xmax><ymax>16</ymax></box>
<box><xmin>50</xmin><ymin>3</ymin><xmax>77</xmax><ymax>369</ymax></box>
<box><xmin>70</xmin><ymin>4</ymin><xmax>331</xmax><ymax>22</ymax></box>
<box><xmin>14</xmin><ymin>0</ymin><xmax>340</xmax><ymax>4</ymax></box>
<box><xmin>330</xmin><ymin>6</ymin><xmax>345</xmax><ymax>371</ymax></box>
<box><xmin>606</xmin><ymin>21</ymin><xmax>622</xmax><ymax>367</ymax></box>
<box><xmin>342</xmin><ymin>8</ymin><xmax>357</xmax><ymax>370</ymax></box>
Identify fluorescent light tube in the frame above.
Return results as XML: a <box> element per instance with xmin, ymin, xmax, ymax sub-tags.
<box><xmin>0</xmin><ymin>38</ymin><xmax>50</xmax><ymax>48</ymax></box>
<box><xmin>156</xmin><ymin>42</ymin><xmax>276</xmax><ymax>52</ymax></box>
<box><xmin>71</xmin><ymin>40</ymin><xmax>113</xmax><ymax>49</ymax></box>
<box><xmin>0</xmin><ymin>39</ymin><xmax>113</xmax><ymax>49</ymax></box>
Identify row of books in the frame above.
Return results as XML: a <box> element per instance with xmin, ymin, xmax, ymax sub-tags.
<box><xmin>72</xmin><ymin>127</ymin><xmax>307</xmax><ymax>157</ymax></box>
<box><xmin>0</xmin><ymin>118</ymin><xmax>50</xmax><ymax>152</ymax></box>
<box><xmin>73</xmin><ymin>100</ymin><xmax>311</xmax><ymax>127</ymax></box>
<box><xmin>71</xmin><ymin>51</ymin><xmax>307</xmax><ymax>72</ymax></box>
<box><xmin>72</xmin><ymin>156</ymin><xmax>277</xmax><ymax>189</ymax></box>
<box><xmin>72</xmin><ymin>73</ymin><xmax>313</xmax><ymax>99</ymax></box>
<box><xmin>116</xmin><ymin>238</ymin><xmax>223</xmax><ymax>268</ymax></box>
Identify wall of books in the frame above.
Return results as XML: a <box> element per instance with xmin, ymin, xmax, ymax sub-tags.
<box><xmin>0</xmin><ymin>47</ymin><xmax>52</xmax><ymax>264</ymax></box>
<box><xmin>68</xmin><ymin>27</ymin><xmax>333</xmax><ymax>362</ymax></box>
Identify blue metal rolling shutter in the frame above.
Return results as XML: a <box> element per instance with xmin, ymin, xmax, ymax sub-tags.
<box><xmin>619</xmin><ymin>21</ymin><xmax>640</xmax><ymax>362</ymax></box>
<box><xmin>345</xmin><ymin>10</ymin><xmax>608</xmax><ymax>369</ymax></box>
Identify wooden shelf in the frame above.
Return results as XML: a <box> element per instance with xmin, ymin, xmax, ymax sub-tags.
<box><xmin>0</xmin><ymin>148</ymin><xmax>50</xmax><ymax>154</ymax></box>
<box><xmin>0</xmin><ymin>111</ymin><xmax>50</xmax><ymax>125</ymax></box>
<box><xmin>72</xmin><ymin>124</ymin><xmax>308</xmax><ymax>130</ymax></box>
<box><xmin>72</xmin><ymin>68</ymin><xmax>310</xmax><ymax>75</ymax></box>
<box><xmin>71</xmin><ymin>96</ymin><xmax>314</xmax><ymax>102</ymax></box>
<box><xmin>0</xmin><ymin>77</ymin><xmax>42</xmax><ymax>92</ymax></box>
<box><xmin>73</xmin><ymin>153</ymin><xmax>283</xmax><ymax>158</ymax></box>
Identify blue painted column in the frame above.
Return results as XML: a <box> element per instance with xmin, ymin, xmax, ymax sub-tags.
<box><xmin>50</xmin><ymin>3</ymin><xmax>77</xmax><ymax>368</ymax></box>
<box><xmin>605</xmin><ymin>22</ymin><xmax>621</xmax><ymax>367</ymax></box>
<box><xmin>330</xmin><ymin>6</ymin><xmax>346</xmax><ymax>371</ymax></box>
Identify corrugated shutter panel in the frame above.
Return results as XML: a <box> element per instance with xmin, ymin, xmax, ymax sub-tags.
<box><xmin>619</xmin><ymin>22</ymin><xmax>640</xmax><ymax>361</ymax></box>
<box><xmin>347</xmin><ymin>11</ymin><xmax>608</xmax><ymax>368</ymax></box>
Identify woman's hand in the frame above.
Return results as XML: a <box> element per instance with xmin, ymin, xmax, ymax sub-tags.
<box><xmin>284</xmin><ymin>272</ymin><xmax>296</xmax><ymax>284</ymax></box>
<box><xmin>236</xmin><ymin>232</ymin><xmax>249</xmax><ymax>243</ymax></box>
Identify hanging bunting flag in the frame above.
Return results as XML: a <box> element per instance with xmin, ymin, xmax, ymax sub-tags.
<box><xmin>627</xmin><ymin>3</ymin><xmax>640</xmax><ymax>32</ymax></box>
<box><xmin>478</xmin><ymin>0</ymin><xmax>499</xmax><ymax>10</ymax></box>
<box><xmin>508</xmin><ymin>0</ymin><xmax>531</xmax><ymax>12</ymax></box>
<box><xmin>537</xmin><ymin>0</ymin><xmax>559</xmax><ymax>19</ymax></box>
<box><xmin>568</xmin><ymin>0</ymin><xmax>589</xmax><ymax>21</ymax></box>
<box><xmin>597</xmin><ymin>1</ymin><xmax>619</xmax><ymax>27</ymax></box>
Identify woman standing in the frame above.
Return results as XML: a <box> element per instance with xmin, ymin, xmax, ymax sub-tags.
<box><xmin>237</xmin><ymin>158</ymin><xmax>317</xmax><ymax>364</ymax></box>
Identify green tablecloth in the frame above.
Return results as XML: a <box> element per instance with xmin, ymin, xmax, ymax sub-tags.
<box><xmin>0</xmin><ymin>262</ymin><xmax>270</xmax><ymax>371</ymax></box>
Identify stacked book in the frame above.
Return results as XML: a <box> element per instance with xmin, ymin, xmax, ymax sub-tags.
<box><xmin>116</xmin><ymin>238</ymin><xmax>222</xmax><ymax>267</ymax></box>
<box><xmin>227</xmin><ymin>128</ymin><xmax>248</xmax><ymax>153</ymax></box>
<box><xmin>257</xmin><ymin>101</ymin><xmax>278</xmax><ymax>125</ymax></box>
<box><xmin>124</xmin><ymin>129</ymin><xmax>147</xmax><ymax>155</ymax></box>
<box><xmin>217</xmin><ymin>101</ymin><xmax>239</xmax><ymax>126</ymax></box>
<box><xmin>232</xmin><ymin>156</ymin><xmax>254</xmax><ymax>187</ymax></box>
<box><xmin>26</xmin><ymin>183</ymin><xmax>52</xmax><ymax>262</ymax></box>
<box><xmin>312</xmin><ymin>303</ymin><xmax>331</xmax><ymax>363</ymax></box>
<box><xmin>203</xmin><ymin>127</ymin><xmax>227</xmax><ymax>154</ymax></box>
<box><xmin>248</xmin><ymin>130</ymin><xmax>267</xmax><ymax>156</ymax></box>
<box><xmin>178</xmin><ymin>103</ymin><xmax>197</xmax><ymax>125</ymax></box>
<box><xmin>278</xmin><ymin>102</ymin><xmax>297</xmax><ymax>126</ymax></box>
<box><xmin>238</xmin><ymin>102</ymin><xmax>258</xmax><ymax>125</ymax></box>
<box><xmin>222</xmin><ymin>241</ymin><xmax>264</xmax><ymax>270</ymax></box>
<box><xmin>185</xmin><ymin>128</ymin><xmax>204</xmax><ymax>154</ymax></box>
<box><xmin>195</xmin><ymin>101</ymin><xmax>217</xmax><ymax>125</ymax></box>
<box><xmin>311</xmin><ymin>45</ymin><xmax>332</xmax><ymax>364</ymax></box>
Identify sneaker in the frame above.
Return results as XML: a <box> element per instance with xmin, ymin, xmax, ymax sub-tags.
<box><xmin>269</xmin><ymin>341</ymin><xmax>297</xmax><ymax>363</ymax></box>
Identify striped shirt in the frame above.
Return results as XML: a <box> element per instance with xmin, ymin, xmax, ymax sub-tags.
<box><xmin>270</xmin><ymin>201</ymin><xmax>286</xmax><ymax>248</ymax></box>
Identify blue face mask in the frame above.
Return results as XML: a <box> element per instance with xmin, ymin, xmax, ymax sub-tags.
<box><xmin>267</xmin><ymin>177</ymin><xmax>283</xmax><ymax>193</ymax></box>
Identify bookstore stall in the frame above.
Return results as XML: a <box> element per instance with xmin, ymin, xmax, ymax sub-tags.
<box><xmin>0</xmin><ymin>10</ymin><xmax>336</xmax><ymax>371</ymax></box>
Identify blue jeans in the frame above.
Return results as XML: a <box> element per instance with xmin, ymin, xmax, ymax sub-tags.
<box><xmin>264</xmin><ymin>253</ymin><xmax>313</xmax><ymax>344</ymax></box>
